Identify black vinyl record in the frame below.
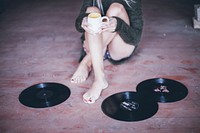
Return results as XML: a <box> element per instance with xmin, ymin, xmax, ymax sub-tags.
<box><xmin>136</xmin><ymin>78</ymin><xmax>188</xmax><ymax>103</ymax></box>
<box><xmin>19</xmin><ymin>83</ymin><xmax>71</xmax><ymax>108</ymax></box>
<box><xmin>101</xmin><ymin>92</ymin><xmax>158</xmax><ymax>122</ymax></box>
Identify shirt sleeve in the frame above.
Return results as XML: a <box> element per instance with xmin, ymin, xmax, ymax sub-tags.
<box><xmin>75</xmin><ymin>0</ymin><xmax>92</xmax><ymax>32</ymax></box>
<box><xmin>113</xmin><ymin>0</ymin><xmax>143</xmax><ymax>46</ymax></box>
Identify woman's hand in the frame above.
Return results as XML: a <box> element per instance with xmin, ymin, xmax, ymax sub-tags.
<box><xmin>81</xmin><ymin>17</ymin><xmax>98</xmax><ymax>34</ymax></box>
<box><xmin>81</xmin><ymin>17</ymin><xmax>117</xmax><ymax>34</ymax></box>
<box><xmin>101</xmin><ymin>17</ymin><xmax>117</xmax><ymax>33</ymax></box>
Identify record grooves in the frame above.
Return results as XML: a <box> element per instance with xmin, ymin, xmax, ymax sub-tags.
<box><xmin>136</xmin><ymin>78</ymin><xmax>188</xmax><ymax>103</ymax></box>
<box><xmin>101</xmin><ymin>78</ymin><xmax>188</xmax><ymax>122</ymax></box>
<box><xmin>19</xmin><ymin>83</ymin><xmax>71</xmax><ymax>108</ymax></box>
<box><xmin>101</xmin><ymin>92</ymin><xmax>158</xmax><ymax>122</ymax></box>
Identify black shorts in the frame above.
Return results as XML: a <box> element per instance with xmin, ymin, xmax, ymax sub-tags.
<box><xmin>103</xmin><ymin>48</ymin><xmax>136</xmax><ymax>65</ymax></box>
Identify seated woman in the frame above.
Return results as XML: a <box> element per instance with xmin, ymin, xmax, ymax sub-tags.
<box><xmin>71</xmin><ymin>0</ymin><xmax>143</xmax><ymax>104</ymax></box>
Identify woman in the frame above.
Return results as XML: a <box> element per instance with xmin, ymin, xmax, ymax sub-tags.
<box><xmin>71</xmin><ymin>0</ymin><xmax>143</xmax><ymax>104</ymax></box>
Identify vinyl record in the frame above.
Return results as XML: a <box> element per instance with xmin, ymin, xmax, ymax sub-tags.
<box><xmin>101</xmin><ymin>92</ymin><xmax>158</xmax><ymax>122</ymax></box>
<box><xmin>136</xmin><ymin>78</ymin><xmax>188</xmax><ymax>103</ymax></box>
<box><xmin>19</xmin><ymin>83</ymin><xmax>71</xmax><ymax>108</ymax></box>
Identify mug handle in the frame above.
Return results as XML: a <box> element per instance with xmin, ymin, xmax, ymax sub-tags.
<box><xmin>101</xmin><ymin>16</ymin><xmax>109</xmax><ymax>22</ymax></box>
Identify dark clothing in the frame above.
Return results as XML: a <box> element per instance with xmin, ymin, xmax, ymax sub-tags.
<box><xmin>75</xmin><ymin>0</ymin><xmax>143</xmax><ymax>64</ymax></box>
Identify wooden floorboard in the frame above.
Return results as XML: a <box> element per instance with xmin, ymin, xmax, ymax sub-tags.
<box><xmin>0</xmin><ymin>0</ymin><xmax>200</xmax><ymax>132</ymax></box>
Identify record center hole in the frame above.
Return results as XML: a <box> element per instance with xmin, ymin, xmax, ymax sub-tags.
<box><xmin>36</xmin><ymin>89</ymin><xmax>53</xmax><ymax>99</ymax></box>
<box><xmin>120</xmin><ymin>100</ymin><xmax>139</xmax><ymax>111</ymax></box>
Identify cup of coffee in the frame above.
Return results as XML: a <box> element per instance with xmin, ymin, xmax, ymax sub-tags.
<box><xmin>88</xmin><ymin>12</ymin><xmax>109</xmax><ymax>33</ymax></box>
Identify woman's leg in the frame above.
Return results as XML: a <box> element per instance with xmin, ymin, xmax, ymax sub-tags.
<box><xmin>71</xmin><ymin>7</ymin><xmax>100</xmax><ymax>83</ymax></box>
<box><xmin>83</xmin><ymin>3</ymin><xmax>136</xmax><ymax>103</ymax></box>
<box><xmin>104</xmin><ymin>3</ymin><xmax>136</xmax><ymax>60</ymax></box>
<box><xmin>82</xmin><ymin>31</ymin><xmax>108</xmax><ymax>104</ymax></box>
<box><xmin>72</xmin><ymin>3</ymin><xmax>135</xmax><ymax>103</ymax></box>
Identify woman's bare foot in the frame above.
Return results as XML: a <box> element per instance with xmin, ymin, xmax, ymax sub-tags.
<box><xmin>83</xmin><ymin>79</ymin><xmax>108</xmax><ymax>104</ymax></box>
<box><xmin>71</xmin><ymin>63</ymin><xmax>91</xmax><ymax>83</ymax></box>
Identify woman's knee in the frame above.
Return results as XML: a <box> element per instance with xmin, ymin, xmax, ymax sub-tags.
<box><xmin>106</xmin><ymin>3</ymin><xmax>125</xmax><ymax>17</ymax></box>
<box><xmin>86</xmin><ymin>6</ymin><xmax>101</xmax><ymax>14</ymax></box>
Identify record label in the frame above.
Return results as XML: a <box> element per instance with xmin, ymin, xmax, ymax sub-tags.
<box><xmin>120</xmin><ymin>100</ymin><xmax>139</xmax><ymax>111</ymax></box>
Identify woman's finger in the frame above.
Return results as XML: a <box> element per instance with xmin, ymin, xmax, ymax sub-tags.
<box><xmin>101</xmin><ymin>27</ymin><xmax>115</xmax><ymax>33</ymax></box>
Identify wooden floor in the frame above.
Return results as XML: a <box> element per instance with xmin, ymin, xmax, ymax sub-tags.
<box><xmin>0</xmin><ymin>0</ymin><xmax>200</xmax><ymax>132</ymax></box>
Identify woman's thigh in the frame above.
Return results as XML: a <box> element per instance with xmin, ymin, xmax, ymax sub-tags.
<box><xmin>103</xmin><ymin>3</ymin><xmax>135</xmax><ymax>60</ymax></box>
<box><xmin>108</xmin><ymin>35</ymin><xmax>135</xmax><ymax>61</ymax></box>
